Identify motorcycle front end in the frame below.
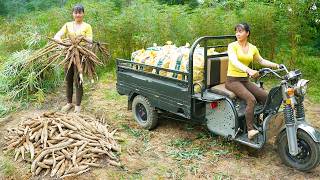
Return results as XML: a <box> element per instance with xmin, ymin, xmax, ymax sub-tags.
<box><xmin>274</xmin><ymin>68</ymin><xmax>320</xmax><ymax>171</ymax></box>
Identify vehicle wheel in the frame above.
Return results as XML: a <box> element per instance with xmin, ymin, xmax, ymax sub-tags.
<box><xmin>276</xmin><ymin>130</ymin><xmax>320</xmax><ymax>172</ymax></box>
<box><xmin>132</xmin><ymin>95</ymin><xmax>158</xmax><ymax>130</ymax></box>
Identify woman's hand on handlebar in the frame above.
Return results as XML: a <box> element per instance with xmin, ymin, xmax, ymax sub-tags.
<box><xmin>247</xmin><ymin>68</ymin><xmax>260</xmax><ymax>78</ymax></box>
<box><xmin>278</xmin><ymin>64</ymin><xmax>286</xmax><ymax>69</ymax></box>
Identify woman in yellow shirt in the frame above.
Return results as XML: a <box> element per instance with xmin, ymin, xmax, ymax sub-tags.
<box><xmin>54</xmin><ymin>4</ymin><xmax>93</xmax><ymax>113</ymax></box>
<box><xmin>226</xmin><ymin>23</ymin><xmax>279</xmax><ymax>139</ymax></box>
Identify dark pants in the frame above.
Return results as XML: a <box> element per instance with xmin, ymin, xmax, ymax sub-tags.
<box><xmin>225</xmin><ymin>77</ymin><xmax>268</xmax><ymax>131</ymax></box>
<box><xmin>65</xmin><ymin>64</ymin><xmax>83</xmax><ymax>106</ymax></box>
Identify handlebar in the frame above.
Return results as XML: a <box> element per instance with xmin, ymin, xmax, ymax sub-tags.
<box><xmin>257</xmin><ymin>65</ymin><xmax>288</xmax><ymax>80</ymax></box>
<box><xmin>279</xmin><ymin>64</ymin><xmax>288</xmax><ymax>72</ymax></box>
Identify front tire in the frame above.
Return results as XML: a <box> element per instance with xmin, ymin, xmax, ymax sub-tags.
<box><xmin>132</xmin><ymin>95</ymin><xmax>158</xmax><ymax>130</ymax></box>
<box><xmin>277</xmin><ymin>130</ymin><xmax>320</xmax><ymax>172</ymax></box>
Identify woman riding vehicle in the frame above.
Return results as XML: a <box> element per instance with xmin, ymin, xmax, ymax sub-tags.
<box><xmin>226</xmin><ymin>23</ymin><xmax>280</xmax><ymax>139</ymax></box>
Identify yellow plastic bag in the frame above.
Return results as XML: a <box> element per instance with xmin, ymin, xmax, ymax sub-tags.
<box><xmin>144</xmin><ymin>50</ymin><xmax>157</xmax><ymax>72</ymax></box>
<box><xmin>131</xmin><ymin>42</ymin><xmax>220</xmax><ymax>94</ymax></box>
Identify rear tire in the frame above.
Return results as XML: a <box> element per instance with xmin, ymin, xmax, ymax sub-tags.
<box><xmin>277</xmin><ymin>130</ymin><xmax>320</xmax><ymax>172</ymax></box>
<box><xmin>132</xmin><ymin>95</ymin><xmax>158</xmax><ymax>130</ymax></box>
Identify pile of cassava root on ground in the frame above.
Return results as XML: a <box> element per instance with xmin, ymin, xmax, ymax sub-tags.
<box><xmin>3</xmin><ymin>112</ymin><xmax>121</xmax><ymax>178</ymax></box>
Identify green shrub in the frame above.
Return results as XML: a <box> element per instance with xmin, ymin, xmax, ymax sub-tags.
<box><xmin>0</xmin><ymin>49</ymin><xmax>63</xmax><ymax>101</ymax></box>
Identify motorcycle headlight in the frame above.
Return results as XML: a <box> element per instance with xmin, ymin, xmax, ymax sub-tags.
<box><xmin>295</xmin><ymin>79</ymin><xmax>309</xmax><ymax>96</ymax></box>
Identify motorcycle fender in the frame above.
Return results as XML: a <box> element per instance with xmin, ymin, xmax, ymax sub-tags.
<box><xmin>296</xmin><ymin>122</ymin><xmax>320</xmax><ymax>143</ymax></box>
<box><xmin>279</xmin><ymin>121</ymin><xmax>320</xmax><ymax>143</ymax></box>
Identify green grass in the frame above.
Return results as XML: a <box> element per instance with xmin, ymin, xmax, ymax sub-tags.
<box><xmin>0</xmin><ymin>96</ymin><xmax>21</xmax><ymax>118</ymax></box>
<box><xmin>168</xmin><ymin>138</ymin><xmax>206</xmax><ymax>160</ymax></box>
<box><xmin>263</xmin><ymin>55</ymin><xmax>320</xmax><ymax>103</ymax></box>
<box><xmin>121</xmin><ymin>124</ymin><xmax>143</xmax><ymax>138</ymax></box>
<box><xmin>187</xmin><ymin>163</ymin><xmax>200</xmax><ymax>176</ymax></box>
<box><xmin>0</xmin><ymin>102</ymin><xmax>10</xmax><ymax>118</ymax></box>
<box><xmin>307</xmin><ymin>86</ymin><xmax>320</xmax><ymax>103</ymax></box>
<box><xmin>166</xmin><ymin>166</ymin><xmax>185</xmax><ymax>179</ymax></box>
<box><xmin>211</xmin><ymin>149</ymin><xmax>229</xmax><ymax>156</ymax></box>
<box><xmin>167</xmin><ymin>140</ymin><xmax>206</xmax><ymax>161</ymax></box>
<box><xmin>105</xmin><ymin>169</ymin><xmax>143</xmax><ymax>180</ymax></box>
<box><xmin>100</xmin><ymin>70</ymin><xmax>126</xmax><ymax>101</ymax></box>
<box><xmin>97</xmin><ymin>67</ymin><xmax>117</xmax><ymax>83</ymax></box>
<box><xmin>121</xmin><ymin>124</ymin><xmax>150</xmax><ymax>142</ymax></box>
<box><xmin>196</xmin><ymin>131</ymin><xmax>210</xmax><ymax>139</ymax></box>
<box><xmin>184</xmin><ymin>123</ymin><xmax>195</xmax><ymax>131</ymax></box>
<box><xmin>0</xmin><ymin>48</ymin><xmax>64</xmax><ymax>117</ymax></box>
<box><xmin>168</xmin><ymin>148</ymin><xmax>204</xmax><ymax>160</ymax></box>
<box><xmin>105</xmin><ymin>89</ymin><xmax>121</xmax><ymax>101</ymax></box>
<box><xmin>212</xmin><ymin>172</ymin><xmax>232</xmax><ymax>180</ymax></box>
<box><xmin>264</xmin><ymin>78</ymin><xmax>320</xmax><ymax>103</ymax></box>
<box><xmin>233</xmin><ymin>152</ymin><xmax>244</xmax><ymax>160</ymax></box>
<box><xmin>112</xmin><ymin>113</ymin><xmax>127</xmax><ymax>121</ymax></box>
<box><xmin>0</xmin><ymin>158</ymin><xmax>16</xmax><ymax>177</ymax></box>
<box><xmin>169</xmin><ymin>138</ymin><xmax>193</xmax><ymax>148</ymax></box>
<box><xmin>119</xmin><ymin>173</ymin><xmax>143</xmax><ymax>180</ymax></box>
<box><xmin>166</xmin><ymin>131</ymin><xmax>236</xmax><ymax>161</ymax></box>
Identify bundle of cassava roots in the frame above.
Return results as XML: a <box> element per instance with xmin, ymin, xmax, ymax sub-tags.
<box><xmin>3</xmin><ymin>112</ymin><xmax>121</xmax><ymax>178</ymax></box>
<box><xmin>28</xmin><ymin>35</ymin><xmax>110</xmax><ymax>81</ymax></box>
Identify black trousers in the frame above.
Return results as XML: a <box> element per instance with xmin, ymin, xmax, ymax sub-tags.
<box><xmin>65</xmin><ymin>64</ymin><xmax>83</xmax><ymax>106</ymax></box>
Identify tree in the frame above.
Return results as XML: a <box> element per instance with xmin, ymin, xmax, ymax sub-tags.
<box><xmin>157</xmin><ymin>0</ymin><xmax>199</xmax><ymax>8</ymax></box>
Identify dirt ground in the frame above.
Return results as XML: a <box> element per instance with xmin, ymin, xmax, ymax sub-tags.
<box><xmin>1</xmin><ymin>76</ymin><xmax>320</xmax><ymax>180</ymax></box>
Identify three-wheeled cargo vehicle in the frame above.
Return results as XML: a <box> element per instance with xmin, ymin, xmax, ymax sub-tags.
<box><xmin>116</xmin><ymin>36</ymin><xmax>320</xmax><ymax>171</ymax></box>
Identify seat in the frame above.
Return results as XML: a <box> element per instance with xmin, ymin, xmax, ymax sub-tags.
<box><xmin>209</xmin><ymin>83</ymin><xmax>236</xmax><ymax>99</ymax></box>
<box><xmin>207</xmin><ymin>56</ymin><xmax>229</xmax><ymax>86</ymax></box>
<box><xmin>207</xmin><ymin>56</ymin><xmax>237</xmax><ymax>99</ymax></box>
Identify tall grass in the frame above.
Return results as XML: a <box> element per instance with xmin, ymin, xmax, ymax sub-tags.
<box><xmin>0</xmin><ymin>0</ymin><xmax>311</xmax><ymax>59</ymax></box>
<box><xmin>0</xmin><ymin>49</ymin><xmax>64</xmax><ymax>101</ymax></box>
<box><xmin>295</xmin><ymin>56</ymin><xmax>320</xmax><ymax>102</ymax></box>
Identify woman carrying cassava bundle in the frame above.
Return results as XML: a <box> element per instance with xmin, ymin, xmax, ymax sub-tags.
<box><xmin>54</xmin><ymin>4</ymin><xmax>92</xmax><ymax>114</ymax></box>
<box><xmin>226</xmin><ymin>23</ymin><xmax>280</xmax><ymax>140</ymax></box>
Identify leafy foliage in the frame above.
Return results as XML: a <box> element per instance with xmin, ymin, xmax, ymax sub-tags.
<box><xmin>0</xmin><ymin>0</ymin><xmax>63</xmax><ymax>16</ymax></box>
<box><xmin>0</xmin><ymin>49</ymin><xmax>63</xmax><ymax>101</ymax></box>
<box><xmin>1</xmin><ymin>0</ymin><xmax>319</xmax><ymax>59</ymax></box>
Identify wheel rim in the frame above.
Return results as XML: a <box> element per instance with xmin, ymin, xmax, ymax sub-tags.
<box><xmin>135</xmin><ymin>103</ymin><xmax>147</xmax><ymax>122</ymax></box>
<box><xmin>286</xmin><ymin>138</ymin><xmax>312</xmax><ymax>164</ymax></box>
